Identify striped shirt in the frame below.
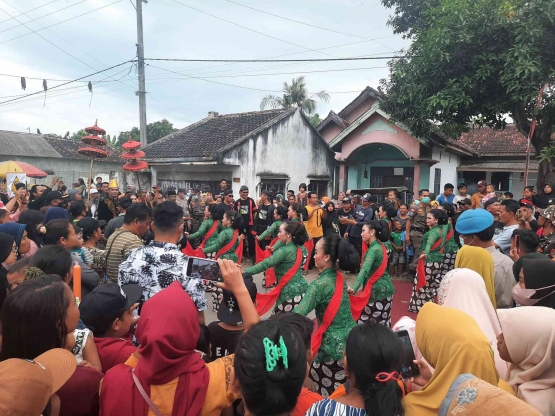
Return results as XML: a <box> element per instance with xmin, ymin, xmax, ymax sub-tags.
<box><xmin>305</xmin><ymin>399</ymin><xmax>367</xmax><ymax>416</ymax></box>
<box><xmin>105</xmin><ymin>228</ymin><xmax>143</xmax><ymax>283</ymax></box>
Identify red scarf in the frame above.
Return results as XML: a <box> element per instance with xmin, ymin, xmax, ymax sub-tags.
<box><xmin>99</xmin><ymin>282</ymin><xmax>210</xmax><ymax>416</ymax></box>
<box><xmin>256</xmin><ymin>247</ymin><xmax>302</xmax><ymax>315</ymax></box>
<box><xmin>254</xmin><ymin>238</ymin><xmax>273</xmax><ymax>264</ymax></box>
<box><xmin>94</xmin><ymin>336</ymin><xmax>136</xmax><ymax>374</ymax></box>
<box><xmin>416</xmin><ymin>228</ymin><xmax>454</xmax><ymax>290</ymax></box>
<box><xmin>303</xmin><ymin>239</ymin><xmax>314</xmax><ymax>272</ymax></box>
<box><xmin>215</xmin><ymin>229</ymin><xmax>239</xmax><ymax>259</ymax></box>
<box><xmin>236</xmin><ymin>242</ymin><xmax>244</xmax><ymax>263</ymax></box>
<box><xmin>360</xmin><ymin>241</ymin><xmax>369</xmax><ymax>268</ymax></box>
<box><xmin>264</xmin><ymin>237</ymin><xmax>280</xmax><ymax>287</ymax></box>
<box><xmin>311</xmin><ymin>271</ymin><xmax>344</xmax><ymax>357</ymax></box>
<box><xmin>350</xmin><ymin>243</ymin><xmax>388</xmax><ymax>321</ymax></box>
<box><xmin>182</xmin><ymin>220</ymin><xmax>220</xmax><ymax>258</ymax></box>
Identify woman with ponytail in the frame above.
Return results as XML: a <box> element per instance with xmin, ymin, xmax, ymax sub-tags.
<box><xmin>245</xmin><ymin>221</ymin><xmax>309</xmax><ymax>313</ymax></box>
<box><xmin>306</xmin><ymin>323</ymin><xmax>405</xmax><ymax>416</ymax></box>
<box><xmin>349</xmin><ymin>220</ymin><xmax>394</xmax><ymax>326</ymax></box>
<box><xmin>293</xmin><ymin>234</ymin><xmax>357</xmax><ymax>397</ymax></box>
<box><xmin>203</xmin><ymin>211</ymin><xmax>243</xmax><ymax>262</ymax></box>
<box><xmin>409</xmin><ymin>209</ymin><xmax>454</xmax><ymax>313</ymax></box>
<box><xmin>233</xmin><ymin>320</ymin><xmax>308</xmax><ymax>416</ymax></box>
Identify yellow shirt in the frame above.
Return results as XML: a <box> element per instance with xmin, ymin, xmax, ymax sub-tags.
<box><xmin>304</xmin><ymin>205</ymin><xmax>323</xmax><ymax>238</ymax></box>
<box><xmin>121</xmin><ymin>354</ymin><xmax>238</xmax><ymax>416</ymax></box>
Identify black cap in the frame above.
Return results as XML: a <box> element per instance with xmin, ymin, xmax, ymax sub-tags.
<box><xmin>519</xmin><ymin>199</ymin><xmax>534</xmax><ymax>210</ymax></box>
<box><xmin>342</xmin><ymin>198</ymin><xmax>351</xmax><ymax>203</ymax></box>
<box><xmin>79</xmin><ymin>283</ymin><xmax>142</xmax><ymax>334</ymax></box>
<box><xmin>222</xmin><ymin>189</ymin><xmax>233</xmax><ymax>196</ymax></box>
<box><xmin>483</xmin><ymin>197</ymin><xmax>499</xmax><ymax>209</ymax></box>
<box><xmin>167</xmin><ymin>190</ymin><xmax>177</xmax><ymax>196</ymax></box>
<box><xmin>76</xmin><ymin>217</ymin><xmax>106</xmax><ymax>237</ymax></box>
<box><xmin>46</xmin><ymin>191</ymin><xmax>63</xmax><ymax>203</ymax></box>
<box><xmin>458</xmin><ymin>197</ymin><xmax>472</xmax><ymax>206</ymax></box>
<box><xmin>178</xmin><ymin>188</ymin><xmax>186</xmax><ymax>193</ymax></box>
<box><xmin>217</xmin><ymin>276</ymin><xmax>257</xmax><ymax>326</ymax></box>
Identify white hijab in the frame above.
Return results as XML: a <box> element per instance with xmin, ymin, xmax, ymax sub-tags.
<box><xmin>438</xmin><ymin>268</ymin><xmax>509</xmax><ymax>380</ymax></box>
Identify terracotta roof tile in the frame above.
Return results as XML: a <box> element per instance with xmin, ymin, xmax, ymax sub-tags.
<box><xmin>458</xmin><ymin>125</ymin><xmax>536</xmax><ymax>156</ymax></box>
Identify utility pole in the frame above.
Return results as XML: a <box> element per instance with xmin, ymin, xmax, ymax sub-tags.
<box><xmin>135</xmin><ymin>0</ymin><xmax>147</xmax><ymax>147</ymax></box>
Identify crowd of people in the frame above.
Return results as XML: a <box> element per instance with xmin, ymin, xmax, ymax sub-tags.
<box><xmin>0</xmin><ymin>175</ymin><xmax>553</xmax><ymax>416</ymax></box>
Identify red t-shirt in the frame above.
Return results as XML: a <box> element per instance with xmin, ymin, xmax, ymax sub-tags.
<box><xmin>291</xmin><ymin>387</ymin><xmax>323</xmax><ymax>416</ymax></box>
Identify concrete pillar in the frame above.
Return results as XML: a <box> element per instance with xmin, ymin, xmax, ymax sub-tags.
<box><xmin>413</xmin><ymin>162</ymin><xmax>421</xmax><ymax>195</ymax></box>
<box><xmin>338</xmin><ymin>163</ymin><xmax>347</xmax><ymax>193</ymax></box>
<box><xmin>151</xmin><ymin>166</ymin><xmax>158</xmax><ymax>188</ymax></box>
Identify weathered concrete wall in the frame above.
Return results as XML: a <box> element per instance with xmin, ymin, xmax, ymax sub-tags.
<box><xmin>429</xmin><ymin>147</ymin><xmax>460</xmax><ymax>194</ymax></box>
<box><xmin>221</xmin><ymin>109</ymin><xmax>334</xmax><ymax>196</ymax></box>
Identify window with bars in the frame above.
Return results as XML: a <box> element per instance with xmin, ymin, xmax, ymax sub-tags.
<box><xmin>434</xmin><ymin>168</ymin><xmax>442</xmax><ymax>196</ymax></box>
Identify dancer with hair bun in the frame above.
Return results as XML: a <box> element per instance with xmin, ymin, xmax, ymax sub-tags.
<box><xmin>409</xmin><ymin>208</ymin><xmax>454</xmax><ymax>312</ymax></box>
<box><xmin>245</xmin><ymin>221</ymin><xmax>309</xmax><ymax>313</ymax></box>
<box><xmin>349</xmin><ymin>220</ymin><xmax>394</xmax><ymax>326</ymax></box>
<box><xmin>293</xmin><ymin>234</ymin><xmax>357</xmax><ymax>398</ymax></box>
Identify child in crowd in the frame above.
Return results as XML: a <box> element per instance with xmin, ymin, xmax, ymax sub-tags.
<box><xmin>208</xmin><ymin>277</ymin><xmax>257</xmax><ymax>359</ymax></box>
<box><xmin>390</xmin><ymin>220</ymin><xmax>405</xmax><ymax>278</ymax></box>
<box><xmin>69</xmin><ymin>224</ymin><xmax>91</xmax><ymax>267</ymax></box>
<box><xmin>78</xmin><ymin>283</ymin><xmax>141</xmax><ymax>373</ymax></box>
<box><xmin>402</xmin><ymin>229</ymin><xmax>414</xmax><ymax>265</ymax></box>
<box><xmin>482</xmin><ymin>184</ymin><xmax>497</xmax><ymax>206</ymax></box>
<box><xmin>386</xmin><ymin>190</ymin><xmax>401</xmax><ymax>210</ymax></box>
<box><xmin>453</xmin><ymin>183</ymin><xmax>468</xmax><ymax>205</ymax></box>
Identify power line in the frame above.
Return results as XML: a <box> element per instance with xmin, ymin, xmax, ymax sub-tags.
<box><xmin>0</xmin><ymin>0</ymin><xmax>60</xmax><ymax>25</ymax></box>
<box><xmin>0</xmin><ymin>0</ymin><xmax>123</xmax><ymax>46</ymax></box>
<box><xmin>144</xmin><ymin>56</ymin><xmax>403</xmax><ymax>62</ymax></box>
<box><xmin>221</xmin><ymin>0</ymin><xmax>396</xmax><ymax>52</ymax></box>
<box><xmin>0</xmin><ymin>60</ymin><xmax>135</xmax><ymax>105</ymax></box>
<box><xmin>0</xmin><ymin>0</ymin><xmax>87</xmax><ymax>35</ymax></box>
<box><xmin>169</xmin><ymin>0</ymin><xmax>386</xmax><ymax>87</ymax></box>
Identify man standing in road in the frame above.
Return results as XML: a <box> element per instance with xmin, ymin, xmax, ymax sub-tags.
<box><xmin>305</xmin><ymin>191</ymin><xmax>324</xmax><ymax>269</ymax></box>
<box><xmin>337</xmin><ymin>198</ymin><xmax>354</xmax><ymax>237</ymax></box>
<box><xmin>218</xmin><ymin>179</ymin><xmax>228</xmax><ymax>196</ymax></box>
<box><xmin>221</xmin><ymin>189</ymin><xmax>235</xmax><ymax>212</ymax></box>
<box><xmin>97</xmin><ymin>179</ymin><xmax>120</xmax><ymax>223</ymax></box>
<box><xmin>236</xmin><ymin>186</ymin><xmax>257</xmax><ymax>258</ymax></box>
<box><xmin>471</xmin><ymin>180</ymin><xmax>488</xmax><ymax>209</ymax></box>
<box><xmin>345</xmin><ymin>193</ymin><xmax>375</xmax><ymax>263</ymax></box>
<box><xmin>493</xmin><ymin>199</ymin><xmax>520</xmax><ymax>255</ymax></box>
<box><xmin>436</xmin><ymin>183</ymin><xmax>455</xmax><ymax>205</ymax></box>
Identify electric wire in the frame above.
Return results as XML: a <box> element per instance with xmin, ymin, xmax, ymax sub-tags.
<box><xmin>0</xmin><ymin>0</ymin><xmax>60</xmax><ymax>24</ymax></box>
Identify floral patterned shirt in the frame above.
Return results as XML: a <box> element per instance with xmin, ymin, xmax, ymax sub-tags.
<box><xmin>118</xmin><ymin>241</ymin><xmax>207</xmax><ymax>311</ymax></box>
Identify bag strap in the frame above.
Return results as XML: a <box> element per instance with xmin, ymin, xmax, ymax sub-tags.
<box><xmin>132</xmin><ymin>369</ymin><xmax>164</xmax><ymax>416</ymax></box>
<box><xmin>106</xmin><ymin>229</ymin><xmax>133</xmax><ymax>260</ymax></box>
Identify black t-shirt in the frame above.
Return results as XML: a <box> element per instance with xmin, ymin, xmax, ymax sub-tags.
<box><xmin>236</xmin><ymin>198</ymin><xmax>255</xmax><ymax>224</ymax></box>
<box><xmin>208</xmin><ymin>321</ymin><xmax>244</xmax><ymax>359</ymax></box>
<box><xmin>337</xmin><ymin>208</ymin><xmax>353</xmax><ymax>235</ymax></box>
<box><xmin>528</xmin><ymin>219</ymin><xmax>540</xmax><ymax>233</ymax></box>
<box><xmin>256</xmin><ymin>204</ymin><xmax>271</xmax><ymax>234</ymax></box>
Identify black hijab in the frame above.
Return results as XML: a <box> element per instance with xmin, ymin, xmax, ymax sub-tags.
<box><xmin>522</xmin><ymin>258</ymin><xmax>555</xmax><ymax>308</ymax></box>
<box><xmin>322</xmin><ymin>202</ymin><xmax>337</xmax><ymax>232</ymax></box>
<box><xmin>540</xmin><ymin>183</ymin><xmax>555</xmax><ymax>208</ymax></box>
<box><xmin>0</xmin><ymin>232</ymin><xmax>15</xmax><ymax>264</ymax></box>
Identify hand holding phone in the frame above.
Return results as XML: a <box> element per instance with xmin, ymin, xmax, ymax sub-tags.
<box><xmin>396</xmin><ymin>329</ymin><xmax>420</xmax><ymax>379</ymax></box>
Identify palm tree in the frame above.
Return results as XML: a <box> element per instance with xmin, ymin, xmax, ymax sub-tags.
<box><xmin>260</xmin><ymin>76</ymin><xmax>330</xmax><ymax>116</ymax></box>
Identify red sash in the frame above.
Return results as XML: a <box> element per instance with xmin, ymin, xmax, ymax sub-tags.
<box><xmin>264</xmin><ymin>238</ymin><xmax>280</xmax><ymax>287</ymax></box>
<box><xmin>235</xmin><ymin>242</ymin><xmax>244</xmax><ymax>263</ymax></box>
<box><xmin>256</xmin><ymin>247</ymin><xmax>302</xmax><ymax>315</ymax></box>
<box><xmin>255</xmin><ymin>239</ymin><xmax>272</xmax><ymax>264</ymax></box>
<box><xmin>215</xmin><ymin>230</ymin><xmax>239</xmax><ymax>259</ymax></box>
<box><xmin>360</xmin><ymin>241</ymin><xmax>369</xmax><ymax>268</ymax></box>
<box><xmin>416</xmin><ymin>228</ymin><xmax>454</xmax><ymax>290</ymax></box>
<box><xmin>350</xmin><ymin>244</ymin><xmax>388</xmax><ymax>321</ymax></box>
<box><xmin>303</xmin><ymin>239</ymin><xmax>314</xmax><ymax>272</ymax></box>
<box><xmin>182</xmin><ymin>220</ymin><xmax>220</xmax><ymax>258</ymax></box>
<box><xmin>311</xmin><ymin>271</ymin><xmax>344</xmax><ymax>357</ymax></box>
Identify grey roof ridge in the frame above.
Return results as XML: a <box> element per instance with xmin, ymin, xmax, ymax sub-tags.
<box><xmin>337</xmin><ymin>86</ymin><xmax>381</xmax><ymax>119</ymax></box>
<box><xmin>143</xmin><ymin>115</ymin><xmax>214</xmax><ymax>150</ymax></box>
<box><xmin>317</xmin><ymin>110</ymin><xmax>348</xmax><ymax>132</ymax></box>
<box><xmin>215</xmin><ymin>108</ymin><xmax>296</xmax><ymax>156</ymax></box>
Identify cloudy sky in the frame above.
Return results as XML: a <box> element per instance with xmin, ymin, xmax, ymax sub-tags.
<box><xmin>0</xmin><ymin>0</ymin><xmax>410</xmax><ymax>137</ymax></box>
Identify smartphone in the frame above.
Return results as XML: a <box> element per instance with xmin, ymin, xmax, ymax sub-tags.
<box><xmin>187</xmin><ymin>257</ymin><xmax>223</xmax><ymax>282</ymax></box>
<box><xmin>513</xmin><ymin>234</ymin><xmax>520</xmax><ymax>254</ymax></box>
<box><xmin>396</xmin><ymin>329</ymin><xmax>420</xmax><ymax>379</ymax></box>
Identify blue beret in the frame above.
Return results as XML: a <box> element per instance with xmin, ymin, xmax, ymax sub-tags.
<box><xmin>455</xmin><ymin>209</ymin><xmax>494</xmax><ymax>234</ymax></box>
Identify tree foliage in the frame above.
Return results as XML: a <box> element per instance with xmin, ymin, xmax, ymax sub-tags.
<box><xmin>379</xmin><ymin>0</ymin><xmax>555</xmax><ymax>186</ymax></box>
<box><xmin>69</xmin><ymin>129</ymin><xmax>86</xmax><ymax>141</ymax></box>
<box><xmin>260</xmin><ymin>76</ymin><xmax>330</xmax><ymax>116</ymax></box>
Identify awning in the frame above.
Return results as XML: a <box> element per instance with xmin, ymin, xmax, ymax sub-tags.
<box><xmin>457</xmin><ymin>162</ymin><xmax>538</xmax><ymax>172</ymax></box>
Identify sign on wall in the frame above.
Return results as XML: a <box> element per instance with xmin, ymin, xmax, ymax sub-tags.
<box><xmin>6</xmin><ymin>172</ymin><xmax>26</xmax><ymax>198</ymax></box>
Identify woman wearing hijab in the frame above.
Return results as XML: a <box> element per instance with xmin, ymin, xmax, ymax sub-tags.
<box><xmin>439</xmin><ymin>374</ymin><xmax>541</xmax><ymax>416</ymax></box>
<box><xmin>0</xmin><ymin>223</ymin><xmax>32</xmax><ymax>258</ymax></box>
<box><xmin>403</xmin><ymin>303</ymin><xmax>513</xmax><ymax>416</ymax></box>
<box><xmin>44</xmin><ymin>206</ymin><xmax>68</xmax><ymax>224</ymax></box>
<box><xmin>100</xmin><ymin>260</ymin><xmax>259</xmax><ymax>416</ymax></box>
<box><xmin>0</xmin><ymin>232</ymin><xmax>17</xmax><ymax>307</ymax></box>
<box><xmin>18</xmin><ymin>209</ymin><xmax>45</xmax><ymax>255</ymax></box>
<box><xmin>454</xmin><ymin>245</ymin><xmax>496</xmax><ymax>307</ymax></box>
<box><xmin>438</xmin><ymin>268</ymin><xmax>509</xmax><ymax>379</ymax></box>
<box><xmin>497</xmin><ymin>306</ymin><xmax>555</xmax><ymax>415</ymax></box>
<box><xmin>539</xmin><ymin>183</ymin><xmax>555</xmax><ymax>209</ymax></box>
<box><xmin>321</xmin><ymin>201</ymin><xmax>339</xmax><ymax>237</ymax></box>
<box><xmin>514</xmin><ymin>259</ymin><xmax>555</xmax><ymax>309</ymax></box>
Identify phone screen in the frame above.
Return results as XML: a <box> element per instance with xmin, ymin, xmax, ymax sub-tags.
<box><xmin>187</xmin><ymin>257</ymin><xmax>223</xmax><ymax>282</ymax></box>
<box><xmin>396</xmin><ymin>329</ymin><xmax>419</xmax><ymax>379</ymax></box>
<box><xmin>513</xmin><ymin>235</ymin><xmax>520</xmax><ymax>254</ymax></box>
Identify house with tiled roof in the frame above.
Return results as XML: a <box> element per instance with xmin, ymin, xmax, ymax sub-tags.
<box><xmin>144</xmin><ymin>108</ymin><xmax>335</xmax><ymax>196</ymax></box>
<box><xmin>0</xmin><ymin>130</ymin><xmax>128</xmax><ymax>189</ymax></box>
<box><xmin>456</xmin><ymin>124</ymin><xmax>537</xmax><ymax>196</ymax></box>
<box><xmin>317</xmin><ymin>87</ymin><xmax>473</xmax><ymax>201</ymax></box>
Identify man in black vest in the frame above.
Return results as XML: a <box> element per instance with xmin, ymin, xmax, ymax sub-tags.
<box><xmin>235</xmin><ymin>185</ymin><xmax>257</xmax><ymax>258</ymax></box>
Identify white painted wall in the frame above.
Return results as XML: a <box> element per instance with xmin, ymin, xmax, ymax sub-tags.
<box><xmin>221</xmin><ymin>109</ymin><xmax>335</xmax><ymax>196</ymax></box>
<box><xmin>428</xmin><ymin>148</ymin><xmax>460</xmax><ymax>194</ymax></box>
